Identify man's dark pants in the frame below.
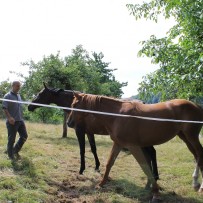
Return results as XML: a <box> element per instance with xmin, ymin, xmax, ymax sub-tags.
<box><xmin>6</xmin><ymin>121</ymin><xmax>28</xmax><ymax>158</ymax></box>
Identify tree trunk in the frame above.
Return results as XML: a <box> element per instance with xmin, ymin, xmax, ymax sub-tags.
<box><xmin>62</xmin><ymin>111</ymin><xmax>68</xmax><ymax>138</ymax></box>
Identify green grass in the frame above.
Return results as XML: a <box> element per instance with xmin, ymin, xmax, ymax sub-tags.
<box><xmin>0</xmin><ymin>120</ymin><xmax>203</xmax><ymax>202</ymax></box>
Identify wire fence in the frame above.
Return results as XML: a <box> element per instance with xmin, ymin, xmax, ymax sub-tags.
<box><xmin>1</xmin><ymin>98</ymin><xmax>203</xmax><ymax>124</ymax></box>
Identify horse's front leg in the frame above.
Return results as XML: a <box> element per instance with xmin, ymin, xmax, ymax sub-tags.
<box><xmin>75</xmin><ymin>126</ymin><xmax>86</xmax><ymax>174</ymax></box>
<box><xmin>192</xmin><ymin>163</ymin><xmax>200</xmax><ymax>190</ymax></box>
<box><xmin>98</xmin><ymin>142</ymin><xmax>121</xmax><ymax>187</ymax></box>
<box><xmin>87</xmin><ymin>133</ymin><xmax>100</xmax><ymax>172</ymax></box>
<box><xmin>128</xmin><ymin>146</ymin><xmax>161</xmax><ymax>203</ymax></box>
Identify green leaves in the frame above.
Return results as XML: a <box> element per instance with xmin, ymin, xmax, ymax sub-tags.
<box><xmin>15</xmin><ymin>45</ymin><xmax>126</xmax><ymax>123</ymax></box>
<box><xmin>127</xmin><ymin>0</ymin><xmax>203</xmax><ymax>103</ymax></box>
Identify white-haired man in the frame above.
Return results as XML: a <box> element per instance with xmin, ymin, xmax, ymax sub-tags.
<box><xmin>2</xmin><ymin>81</ymin><xmax>28</xmax><ymax>160</ymax></box>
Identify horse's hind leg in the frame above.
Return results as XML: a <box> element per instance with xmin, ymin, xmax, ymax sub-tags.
<box><xmin>149</xmin><ymin>146</ymin><xmax>159</xmax><ymax>181</ymax></box>
<box><xmin>142</xmin><ymin>146</ymin><xmax>159</xmax><ymax>189</ymax></box>
<box><xmin>98</xmin><ymin>142</ymin><xmax>121</xmax><ymax>187</ymax></box>
<box><xmin>192</xmin><ymin>164</ymin><xmax>200</xmax><ymax>190</ymax></box>
<box><xmin>87</xmin><ymin>133</ymin><xmax>100</xmax><ymax>171</ymax></box>
<box><xmin>128</xmin><ymin>146</ymin><xmax>160</xmax><ymax>202</ymax></box>
<box><xmin>142</xmin><ymin>147</ymin><xmax>153</xmax><ymax>189</ymax></box>
<box><xmin>183</xmin><ymin>131</ymin><xmax>203</xmax><ymax>192</ymax></box>
<box><xmin>143</xmin><ymin>147</ymin><xmax>159</xmax><ymax>180</ymax></box>
<box><xmin>178</xmin><ymin>132</ymin><xmax>200</xmax><ymax>190</ymax></box>
<box><xmin>191</xmin><ymin>142</ymin><xmax>203</xmax><ymax>192</ymax></box>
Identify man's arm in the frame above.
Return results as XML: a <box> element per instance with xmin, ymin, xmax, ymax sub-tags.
<box><xmin>2</xmin><ymin>94</ymin><xmax>15</xmax><ymax>125</ymax></box>
<box><xmin>3</xmin><ymin>108</ymin><xmax>15</xmax><ymax>125</ymax></box>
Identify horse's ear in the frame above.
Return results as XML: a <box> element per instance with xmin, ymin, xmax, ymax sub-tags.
<box><xmin>73</xmin><ymin>92</ymin><xmax>80</xmax><ymax>99</ymax></box>
<box><xmin>43</xmin><ymin>82</ymin><xmax>48</xmax><ymax>89</ymax></box>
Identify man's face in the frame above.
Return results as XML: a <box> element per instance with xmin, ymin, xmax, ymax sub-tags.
<box><xmin>12</xmin><ymin>82</ymin><xmax>21</xmax><ymax>93</ymax></box>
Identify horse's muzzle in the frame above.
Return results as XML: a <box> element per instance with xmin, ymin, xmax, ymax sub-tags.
<box><xmin>67</xmin><ymin>118</ymin><xmax>75</xmax><ymax>128</ymax></box>
<box><xmin>28</xmin><ymin>105</ymin><xmax>35</xmax><ymax>112</ymax></box>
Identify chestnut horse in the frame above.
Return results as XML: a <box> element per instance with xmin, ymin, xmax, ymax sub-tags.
<box><xmin>67</xmin><ymin>93</ymin><xmax>203</xmax><ymax>202</ymax></box>
<box><xmin>28</xmin><ymin>84</ymin><xmax>159</xmax><ymax>186</ymax></box>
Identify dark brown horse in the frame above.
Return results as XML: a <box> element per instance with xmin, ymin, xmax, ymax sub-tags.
<box><xmin>67</xmin><ymin>92</ymin><xmax>203</xmax><ymax>202</ymax></box>
<box><xmin>28</xmin><ymin>84</ymin><xmax>100</xmax><ymax>174</ymax></box>
<box><xmin>27</xmin><ymin>84</ymin><xmax>159</xmax><ymax>187</ymax></box>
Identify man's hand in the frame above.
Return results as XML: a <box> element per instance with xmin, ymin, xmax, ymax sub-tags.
<box><xmin>3</xmin><ymin>109</ymin><xmax>15</xmax><ymax>125</ymax></box>
<box><xmin>8</xmin><ymin>117</ymin><xmax>15</xmax><ymax>125</ymax></box>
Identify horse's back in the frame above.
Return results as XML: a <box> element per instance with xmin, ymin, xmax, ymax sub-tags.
<box><xmin>169</xmin><ymin>99</ymin><xmax>203</xmax><ymax>120</ymax></box>
<box><xmin>134</xmin><ymin>99</ymin><xmax>202</xmax><ymax>118</ymax></box>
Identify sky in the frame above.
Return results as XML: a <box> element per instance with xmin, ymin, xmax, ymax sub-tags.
<box><xmin>0</xmin><ymin>0</ymin><xmax>175</xmax><ymax>97</ymax></box>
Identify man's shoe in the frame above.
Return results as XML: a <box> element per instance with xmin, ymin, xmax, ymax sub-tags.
<box><xmin>14</xmin><ymin>152</ymin><xmax>21</xmax><ymax>160</ymax></box>
<box><xmin>8</xmin><ymin>154</ymin><xmax>14</xmax><ymax>160</ymax></box>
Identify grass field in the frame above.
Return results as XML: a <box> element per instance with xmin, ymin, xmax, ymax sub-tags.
<box><xmin>0</xmin><ymin>120</ymin><xmax>203</xmax><ymax>203</ymax></box>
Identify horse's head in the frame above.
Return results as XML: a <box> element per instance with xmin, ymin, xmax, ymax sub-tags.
<box><xmin>67</xmin><ymin>92</ymin><xmax>86</xmax><ymax>128</ymax></box>
<box><xmin>28</xmin><ymin>83</ymin><xmax>62</xmax><ymax>111</ymax></box>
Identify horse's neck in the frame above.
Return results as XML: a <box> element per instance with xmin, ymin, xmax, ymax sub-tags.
<box><xmin>89</xmin><ymin>96</ymin><xmax>122</xmax><ymax>113</ymax></box>
<box><xmin>54</xmin><ymin>92</ymin><xmax>73</xmax><ymax>107</ymax></box>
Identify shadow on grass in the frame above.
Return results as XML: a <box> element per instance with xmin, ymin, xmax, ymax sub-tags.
<box><xmin>34</xmin><ymin>133</ymin><xmax>113</xmax><ymax>148</ymax></box>
<box><xmin>11</xmin><ymin>157</ymin><xmax>37</xmax><ymax>178</ymax></box>
<box><xmin>46</xmin><ymin>175</ymin><xmax>203</xmax><ymax>203</ymax></box>
<box><xmin>111</xmin><ymin>179</ymin><xmax>202</xmax><ymax>203</ymax></box>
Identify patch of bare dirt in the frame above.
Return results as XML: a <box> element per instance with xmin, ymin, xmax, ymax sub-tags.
<box><xmin>46</xmin><ymin>173</ymin><xmax>99</xmax><ymax>203</ymax></box>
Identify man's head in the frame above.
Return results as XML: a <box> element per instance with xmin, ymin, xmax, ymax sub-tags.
<box><xmin>12</xmin><ymin>81</ymin><xmax>21</xmax><ymax>94</ymax></box>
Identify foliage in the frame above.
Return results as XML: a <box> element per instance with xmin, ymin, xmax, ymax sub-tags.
<box><xmin>127</xmin><ymin>0</ymin><xmax>203</xmax><ymax>102</ymax></box>
<box><xmin>131</xmin><ymin>93</ymin><xmax>161</xmax><ymax>104</ymax></box>
<box><xmin>17</xmin><ymin>45</ymin><xmax>127</xmax><ymax>123</ymax></box>
<box><xmin>0</xmin><ymin>80</ymin><xmax>11</xmax><ymax>119</ymax></box>
<box><xmin>63</xmin><ymin>45</ymin><xmax>127</xmax><ymax>96</ymax></box>
<box><xmin>0</xmin><ymin>80</ymin><xmax>11</xmax><ymax>98</ymax></box>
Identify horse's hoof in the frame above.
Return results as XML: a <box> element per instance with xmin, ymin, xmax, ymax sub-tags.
<box><xmin>150</xmin><ymin>194</ymin><xmax>162</xmax><ymax>203</ymax></box>
<box><xmin>198</xmin><ymin>187</ymin><xmax>203</xmax><ymax>193</ymax></box>
<box><xmin>95</xmin><ymin>167</ymin><xmax>100</xmax><ymax>173</ymax></box>
<box><xmin>95</xmin><ymin>183</ymin><xmax>105</xmax><ymax>190</ymax></box>
<box><xmin>96</xmin><ymin>180</ymin><xmax>107</xmax><ymax>189</ymax></box>
<box><xmin>79</xmin><ymin>169</ymin><xmax>85</xmax><ymax>175</ymax></box>
<box><xmin>193</xmin><ymin>183</ymin><xmax>200</xmax><ymax>191</ymax></box>
<box><xmin>150</xmin><ymin>197</ymin><xmax>162</xmax><ymax>203</ymax></box>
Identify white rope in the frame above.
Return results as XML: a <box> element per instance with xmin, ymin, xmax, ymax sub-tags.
<box><xmin>0</xmin><ymin>98</ymin><xmax>203</xmax><ymax>124</ymax></box>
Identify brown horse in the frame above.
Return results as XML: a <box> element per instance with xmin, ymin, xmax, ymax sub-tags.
<box><xmin>28</xmin><ymin>84</ymin><xmax>159</xmax><ymax>187</ymax></box>
<box><xmin>67</xmin><ymin>92</ymin><xmax>203</xmax><ymax>202</ymax></box>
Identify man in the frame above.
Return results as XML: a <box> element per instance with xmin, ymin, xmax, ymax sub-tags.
<box><xmin>2</xmin><ymin>81</ymin><xmax>28</xmax><ymax>160</ymax></box>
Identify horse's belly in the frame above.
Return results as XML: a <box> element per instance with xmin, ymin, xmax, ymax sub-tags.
<box><xmin>86</xmin><ymin>125</ymin><xmax>108</xmax><ymax>135</ymax></box>
<box><xmin>113</xmin><ymin>119</ymin><xmax>180</xmax><ymax>147</ymax></box>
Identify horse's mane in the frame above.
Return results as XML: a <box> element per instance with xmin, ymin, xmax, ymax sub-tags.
<box><xmin>81</xmin><ymin>94</ymin><xmax>143</xmax><ymax>111</ymax></box>
<box><xmin>82</xmin><ymin>94</ymin><xmax>103</xmax><ymax>110</ymax></box>
<box><xmin>48</xmin><ymin>87</ymin><xmax>80</xmax><ymax>95</ymax></box>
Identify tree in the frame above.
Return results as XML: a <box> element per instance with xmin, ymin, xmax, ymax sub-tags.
<box><xmin>21</xmin><ymin>45</ymin><xmax>126</xmax><ymax>98</ymax></box>
<box><xmin>127</xmin><ymin>0</ymin><xmax>203</xmax><ymax>103</ymax></box>
<box><xmin>0</xmin><ymin>80</ymin><xmax>11</xmax><ymax>119</ymax></box>
<box><xmin>64</xmin><ymin>45</ymin><xmax>127</xmax><ymax>97</ymax></box>
<box><xmin>17</xmin><ymin>45</ymin><xmax>127</xmax><ymax>136</ymax></box>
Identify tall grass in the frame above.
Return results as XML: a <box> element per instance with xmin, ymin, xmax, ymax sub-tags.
<box><xmin>0</xmin><ymin>120</ymin><xmax>202</xmax><ymax>202</ymax></box>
